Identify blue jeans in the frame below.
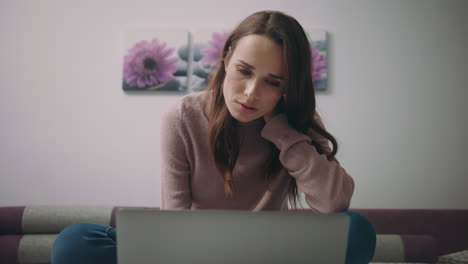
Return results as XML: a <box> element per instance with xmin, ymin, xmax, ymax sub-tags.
<box><xmin>51</xmin><ymin>211</ymin><xmax>376</xmax><ymax>264</ymax></box>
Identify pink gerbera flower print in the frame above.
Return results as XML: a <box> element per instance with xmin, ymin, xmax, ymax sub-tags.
<box><xmin>200</xmin><ymin>31</ymin><xmax>231</xmax><ymax>66</ymax></box>
<box><xmin>311</xmin><ymin>46</ymin><xmax>327</xmax><ymax>81</ymax></box>
<box><xmin>123</xmin><ymin>38</ymin><xmax>178</xmax><ymax>88</ymax></box>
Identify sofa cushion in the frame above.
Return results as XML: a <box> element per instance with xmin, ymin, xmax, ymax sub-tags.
<box><xmin>18</xmin><ymin>234</ymin><xmax>57</xmax><ymax>264</ymax></box>
<box><xmin>372</xmin><ymin>234</ymin><xmax>406</xmax><ymax>262</ymax></box>
<box><xmin>0</xmin><ymin>234</ymin><xmax>57</xmax><ymax>264</ymax></box>
<box><xmin>0</xmin><ymin>207</ymin><xmax>25</xmax><ymax>235</ymax></box>
<box><xmin>372</xmin><ymin>234</ymin><xmax>438</xmax><ymax>263</ymax></box>
<box><xmin>0</xmin><ymin>206</ymin><xmax>114</xmax><ymax>235</ymax></box>
<box><xmin>0</xmin><ymin>235</ymin><xmax>22</xmax><ymax>264</ymax></box>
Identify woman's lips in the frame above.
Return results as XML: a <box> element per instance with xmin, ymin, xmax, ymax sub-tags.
<box><xmin>237</xmin><ymin>101</ymin><xmax>258</xmax><ymax>113</ymax></box>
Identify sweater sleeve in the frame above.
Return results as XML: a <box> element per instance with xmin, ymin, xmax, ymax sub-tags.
<box><xmin>160</xmin><ymin>99</ymin><xmax>192</xmax><ymax>210</ymax></box>
<box><xmin>261</xmin><ymin>113</ymin><xmax>354</xmax><ymax>213</ymax></box>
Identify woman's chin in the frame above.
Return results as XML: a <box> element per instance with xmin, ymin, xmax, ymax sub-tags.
<box><xmin>230</xmin><ymin>112</ymin><xmax>260</xmax><ymax>123</ymax></box>
<box><xmin>226</xmin><ymin>103</ymin><xmax>261</xmax><ymax>123</ymax></box>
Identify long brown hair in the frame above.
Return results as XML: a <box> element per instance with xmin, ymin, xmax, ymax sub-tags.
<box><xmin>203</xmin><ymin>10</ymin><xmax>339</xmax><ymax>209</ymax></box>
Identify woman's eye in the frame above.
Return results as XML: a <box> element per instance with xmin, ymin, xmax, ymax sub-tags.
<box><xmin>237</xmin><ymin>68</ymin><xmax>251</xmax><ymax>75</ymax></box>
<box><xmin>267</xmin><ymin>80</ymin><xmax>280</xmax><ymax>87</ymax></box>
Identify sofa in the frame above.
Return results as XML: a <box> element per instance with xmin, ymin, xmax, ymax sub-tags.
<box><xmin>1</xmin><ymin>206</ymin><xmax>467</xmax><ymax>264</ymax></box>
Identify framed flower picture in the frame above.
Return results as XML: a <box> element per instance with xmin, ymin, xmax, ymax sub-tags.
<box><xmin>121</xmin><ymin>28</ymin><xmax>328</xmax><ymax>93</ymax></box>
<box><xmin>305</xmin><ymin>29</ymin><xmax>329</xmax><ymax>92</ymax></box>
<box><xmin>189</xmin><ymin>29</ymin><xmax>232</xmax><ymax>92</ymax></box>
<box><xmin>122</xmin><ymin>28</ymin><xmax>190</xmax><ymax>92</ymax></box>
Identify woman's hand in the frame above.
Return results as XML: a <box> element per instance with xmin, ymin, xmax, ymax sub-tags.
<box><xmin>264</xmin><ymin>96</ymin><xmax>285</xmax><ymax>123</ymax></box>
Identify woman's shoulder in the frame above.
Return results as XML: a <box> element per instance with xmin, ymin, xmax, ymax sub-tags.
<box><xmin>162</xmin><ymin>91</ymin><xmax>208</xmax><ymax>126</ymax></box>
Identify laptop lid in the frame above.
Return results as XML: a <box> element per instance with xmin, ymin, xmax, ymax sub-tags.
<box><xmin>117</xmin><ymin>208</ymin><xmax>349</xmax><ymax>264</ymax></box>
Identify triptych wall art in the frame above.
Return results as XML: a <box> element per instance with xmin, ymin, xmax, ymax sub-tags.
<box><xmin>122</xmin><ymin>28</ymin><xmax>328</xmax><ymax>92</ymax></box>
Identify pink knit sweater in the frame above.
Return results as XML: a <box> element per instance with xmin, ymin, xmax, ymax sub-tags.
<box><xmin>160</xmin><ymin>92</ymin><xmax>354</xmax><ymax>212</ymax></box>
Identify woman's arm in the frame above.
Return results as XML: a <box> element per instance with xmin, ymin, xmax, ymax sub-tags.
<box><xmin>160</xmin><ymin>100</ymin><xmax>192</xmax><ymax>210</ymax></box>
<box><xmin>261</xmin><ymin>112</ymin><xmax>354</xmax><ymax>213</ymax></box>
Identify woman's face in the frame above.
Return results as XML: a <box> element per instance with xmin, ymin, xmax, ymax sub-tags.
<box><xmin>223</xmin><ymin>34</ymin><xmax>287</xmax><ymax>123</ymax></box>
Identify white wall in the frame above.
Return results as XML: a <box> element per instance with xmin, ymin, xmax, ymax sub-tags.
<box><xmin>1</xmin><ymin>0</ymin><xmax>467</xmax><ymax>209</ymax></box>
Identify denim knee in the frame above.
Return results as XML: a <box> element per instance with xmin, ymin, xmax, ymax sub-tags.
<box><xmin>52</xmin><ymin>222</ymin><xmax>117</xmax><ymax>264</ymax></box>
<box><xmin>342</xmin><ymin>211</ymin><xmax>376</xmax><ymax>264</ymax></box>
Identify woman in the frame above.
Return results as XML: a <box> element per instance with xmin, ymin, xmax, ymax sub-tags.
<box><xmin>52</xmin><ymin>10</ymin><xmax>375</xmax><ymax>264</ymax></box>
<box><xmin>162</xmin><ymin>11</ymin><xmax>351</xmax><ymax>212</ymax></box>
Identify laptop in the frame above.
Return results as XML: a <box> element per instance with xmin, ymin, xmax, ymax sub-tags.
<box><xmin>116</xmin><ymin>208</ymin><xmax>349</xmax><ymax>264</ymax></box>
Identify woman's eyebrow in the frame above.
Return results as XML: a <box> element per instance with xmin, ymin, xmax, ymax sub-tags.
<box><xmin>238</xmin><ymin>59</ymin><xmax>285</xmax><ymax>80</ymax></box>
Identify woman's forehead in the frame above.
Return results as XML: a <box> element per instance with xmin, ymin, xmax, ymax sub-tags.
<box><xmin>231</xmin><ymin>34</ymin><xmax>286</xmax><ymax>77</ymax></box>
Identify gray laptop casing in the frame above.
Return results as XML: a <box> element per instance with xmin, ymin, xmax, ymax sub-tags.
<box><xmin>117</xmin><ymin>208</ymin><xmax>349</xmax><ymax>264</ymax></box>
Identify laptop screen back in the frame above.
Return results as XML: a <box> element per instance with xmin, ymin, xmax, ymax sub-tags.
<box><xmin>117</xmin><ymin>208</ymin><xmax>349</xmax><ymax>264</ymax></box>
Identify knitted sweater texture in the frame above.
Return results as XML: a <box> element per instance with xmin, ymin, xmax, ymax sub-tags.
<box><xmin>160</xmin><ymin>92</ymin><xmax>354</xmax><ymax>212</ymax></box>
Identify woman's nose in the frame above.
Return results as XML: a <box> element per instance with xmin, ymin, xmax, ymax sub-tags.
<box><xmin>243</xmin><ymin>79</ymin><xmax>261</xmax><ymax>99</ymax></box>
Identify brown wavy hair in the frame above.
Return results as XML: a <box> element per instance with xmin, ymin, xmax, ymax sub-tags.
<box><xmin>203</xmin><ymin>10</ymin><xmax>339</xmax><ymax>209</ymax></box>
